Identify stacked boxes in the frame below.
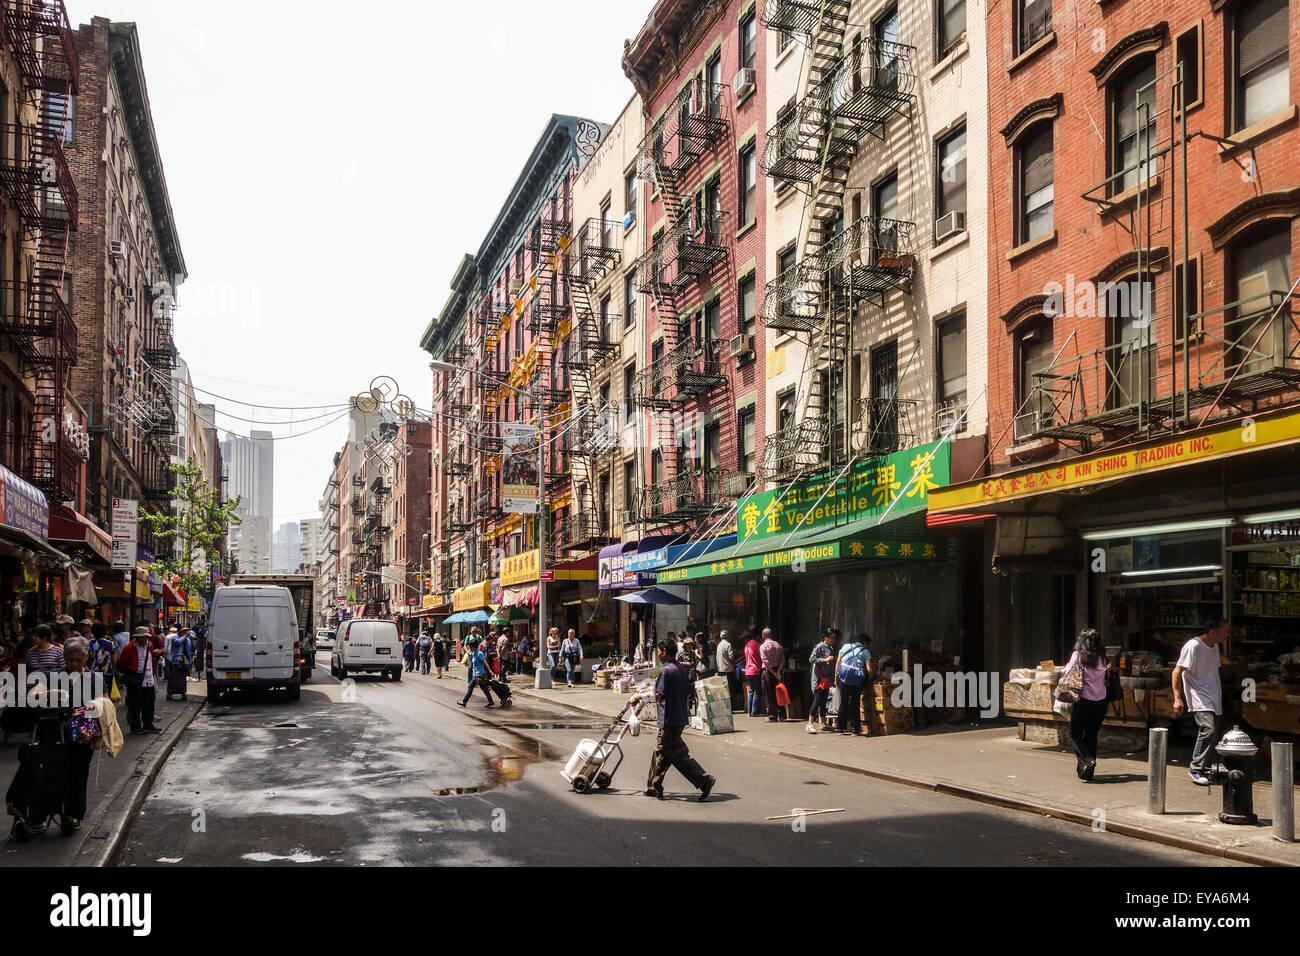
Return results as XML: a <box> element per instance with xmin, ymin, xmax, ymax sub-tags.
<box><xmin>689</xmin><ymin>681</ymin><xmax>735</xmax><ymax>735</ymax></box>
<box><xmin>863</xmin><ymin>683</ymin><xmax>914</xmax><ymax>736</ymax></box>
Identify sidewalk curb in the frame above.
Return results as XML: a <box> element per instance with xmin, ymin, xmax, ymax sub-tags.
<box><xmin>80</xmin><ymin>699</ymin><xmax>204</xmax><ymax>868</ymax></box>
<box><xmin>777</xmin><ymin>750</ymin><xmax>1291</xmax><ymax>868</ymax></box>
<box><xmin>512</xmin><ymin>680</ymin><xmax>1292</xmax><ymax>867</ymax></box>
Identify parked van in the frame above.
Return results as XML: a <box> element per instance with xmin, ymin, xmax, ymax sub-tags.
<box><xmin>206</xmin><ymin>585</ymin><xmax>302</xmax><ymax>703</ymax></box>
<box><xmin>330</xmin><ymin>619</ymin><xmax>403</xmax><ymax>681</ymax></box>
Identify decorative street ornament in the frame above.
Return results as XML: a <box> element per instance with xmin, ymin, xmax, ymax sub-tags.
<box><xmin>107</xmin><ymin>357</ymin><xmax>173</xmax><ymax>439</ymax></box>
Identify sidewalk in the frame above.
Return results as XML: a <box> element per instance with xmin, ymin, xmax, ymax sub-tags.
<box><xmin>507</xmin><ymin>669</ymin><xmax>1299</xmax><ymax>866</ymax></box>
<box><xmin>1</xmin><ymin>676</ymin><xmax>204</xmax><ymax>866</ymax></box>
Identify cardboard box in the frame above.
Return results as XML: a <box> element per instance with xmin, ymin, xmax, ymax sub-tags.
<box><xmin>863</xmin><ymin>709</ymin><xmax>913</xmax><ymax>736</ymax></box>
<box><xmin>1003</xmin><ymin>681</ymin><xmax>1055</xmax><ymax>715</ymax></box>
<box><xmin>700</xmin><ymin>699</ymin><xmax>732</xmax><ymax>720</ymax></box>
<box><xmin>690</xmin><ymin>713</ymin><xmax>734</xmax><ymax>735</ymax></box>
<box><xmin>697</xmin><ymin>676</ymin><xmax>729</xmax><ymax>692</ymax></box>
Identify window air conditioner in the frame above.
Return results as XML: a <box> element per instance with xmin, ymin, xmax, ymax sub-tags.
<box><xmin>621</xmin><ymin>509</ymin><xmax>638</xmax><ymax>527</ymax></box>
<box><xmin>728</xmin><ymin>333</ymin><xmax>755</xmax><ymax>358</ymax></box>
<box><xmin>110</xmin><ymin>241</ymin><xmax>126</xmax><ymax>260</ymax></box>
<box><xmin>733</xmin><ymin>68</ymin><xmax>755</xmax><ymax>99</ymax></box>
<box><xmin>935</xmin><ymin>210</ymin><xmax>966</xmax><ymax>243</ymax></box>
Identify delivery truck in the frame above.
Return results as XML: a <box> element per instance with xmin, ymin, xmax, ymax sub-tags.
<box><xmin>228</xmin><ymin>574</ymin><xmax>316</xmax><ymax>684</ymax></box>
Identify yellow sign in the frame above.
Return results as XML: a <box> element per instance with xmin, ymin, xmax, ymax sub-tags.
<box><xmin>453</xmin><ymin>580</ymin><xmax>492</xmax><ymax>612</ymax></box>
<box><xmin>500</xmin><ymin>549</ymin><xmax>540</xmax><ymax>587</ymax></box>
<box><xmin>930</xmin><ymin>409</ymin><xmax>1300</xmax><ymax>513</ymax></box>
<box><xmin>187</xmin><ymin>596</ymin><xmax>201</xmax><ymax>613</ymax></box>
<box><xmin>421</xmin><ymin>594</ymin><xmax>438</xmax><ymax>609</ymax></box>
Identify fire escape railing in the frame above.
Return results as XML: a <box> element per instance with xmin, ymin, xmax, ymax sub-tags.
<box><xmin>4</xmin><ymin>0</ymin><xmax>80</xmax><ymax>94</ymax></box>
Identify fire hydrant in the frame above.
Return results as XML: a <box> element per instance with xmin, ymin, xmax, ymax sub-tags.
<box><xmin>1214</xmin><ymin>726</ymin><xmax>1259</xmax><ymax>825</ymax></box>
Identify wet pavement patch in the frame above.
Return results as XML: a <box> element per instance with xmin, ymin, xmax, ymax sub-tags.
<box><xmin>498</xmin><ymin>723</ymin><xmax>607</xmax><ymax>731</ymax></box>
<box><xmin>431</xmin><ymin>787</ymin><xmax>481</xmax><ymax>796</ymax></box>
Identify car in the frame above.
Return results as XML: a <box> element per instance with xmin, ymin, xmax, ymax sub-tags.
<box><xmin>315</xmin><ymin>628</ymin><xmax>335</xmax><ymax>651</ymax></box>
<box><xmin>330</xmin><ymin>619</ymin><xmax>403</xmax><ymax>681</ymax></box>
<box><xmin>206</xmin><ymin>585</ymin><xmax>302</xmax><ymax>703</ymax></box>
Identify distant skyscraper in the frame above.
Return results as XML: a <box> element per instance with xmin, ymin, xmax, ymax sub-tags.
<box><xmin>221</xmin><ymin>431</ymin><xmax>274</xmax><ymax>574</ymax></box>
<box><xmin>272</xmin><ymin>521</ymin><xmax>304</xmax><ymax>573</ymax></box>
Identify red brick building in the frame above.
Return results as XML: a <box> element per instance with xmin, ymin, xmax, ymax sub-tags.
<box><xmin>389</xmin><ymin>419</ymin><xmax>432</xmax><ymax>619</ymax></box>
<box><xmin>932</xmin><ymin>0</ymin><xmax>1299</xmax><ymax>671</ymax></box>
<box><xmin>623</xmin><ymin>0</ymin><xmax>768</xmax><ymax>532</ymax></box>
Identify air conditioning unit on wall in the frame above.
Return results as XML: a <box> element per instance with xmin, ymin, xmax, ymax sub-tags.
<box><xmin>935</xmin><ymin>210</ymin><xmax>967</xmax><ymax>243</ymax></box>
<box><xmin>733</xmin><ymin>68</ymin><xmax>755</xmax><ymax>99</ymax></box>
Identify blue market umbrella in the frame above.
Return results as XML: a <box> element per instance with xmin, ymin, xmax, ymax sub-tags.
<box><xmin>614</xmin><ymin>587</ymin><xmax>690</xmax><ymax>606</ymax></box>
<box><xmin>461</xmin><ymin>610</ymin><xmax>491</xmax><ymax>624</ymax></box>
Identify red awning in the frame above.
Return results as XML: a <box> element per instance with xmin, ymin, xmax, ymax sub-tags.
<box><xmin>49</xmin><ymin>511</ymin><xmax>114</xmax><ymax>565</ymax></box>
<box><xmin>163</xmin><ymin>583</ymin><xmax>185</xmax><ymax>607</ymax></box>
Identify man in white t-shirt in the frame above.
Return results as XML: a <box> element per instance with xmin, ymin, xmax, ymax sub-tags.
<box><xmin>1172</xmin><ymin>618</ymin><xmax>1228</xmax><ymax>785</ymax></box>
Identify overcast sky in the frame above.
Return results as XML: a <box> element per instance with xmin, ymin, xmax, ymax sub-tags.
<box><xmin>65</xmin><ymin>0</ymin><xmax>645</xmax><ymax>527</ymax></box>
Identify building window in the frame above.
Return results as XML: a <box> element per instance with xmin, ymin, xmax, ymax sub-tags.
<box><xmin>1017</xmin><ymin>123</ymin><xmax>1053</xmax><ymax>244</ymax></box>
<box><xmin>1172</xmin><ymin>255</ymin><xmax>1202</xmax><ymax>341</ymax></box>
<box><xmin>937</xmin><ymin>0</ymin><xmax>966</xmax><ymax>60</ymax></box>
<box><xmin>625</xmin><ymin>170</ymin><xmax>637</xmax><ymax>219</ymax></box>
<box><xmin>623</xmin><ymin>362</ymin><xmax>637</xmax><ymax>419</ymax></box>
<box><xmin>704</xmin><ymin>297</ymin><xmax>721</xmax><ymax>347</ymax></box>
<box><xmin>600</xmin><ymin>294</ymin><xmax>613</xmax><ymax>343</ymax></box>
<box><xmin>1107</xmin><ymin>274</ymin><xmax>1155</xmax><ymax>409</ymax></box>
<box><xmin>1230</xmin><ymin>0</ymin><xmax>1289</xmax><ymax>132</ymax></box>
<box><xmin>738</xmin><ymin>273</ymin><xmax>756</xmax><ymax>340</ymax></box>
<box><xmin>623</xmin><ymin>459</ymin><xmax>636</xmax><ymax>516</ymax></box>
<box><xmin>624</xmin><ymin>272</ymin><xmax>636</xmax><ymax>328</ymax></box>
<box><xmin>1110</xmin><ymin>55</ymin><xmax>1156</xmax><ymax>194</ymax></box>
<box><xmin>600</xmin><ymin>200</ymin><xmax>613</xmax><ymax>246</ymax></box>
<box><xmin>1229</xmin><ymin>223</ymin><xmax>1291</xmax><ymax>372</ymax></box>
<box><xmin>777</xmin><ymin>26</ymin><xmax>793</xmax><ymax>56</ymax></box>
<box><xmin>773</xmin><ymin>101</ymin><xmax>797</xmax><ymax>190</ymax></box>
<box><xmin>738</xmin><ymin>407</ymin><xmax>755</xmax><ymax>475</ymax></box>
<box><xmin>739</xmin><ymin>144</ymin><xmax>757</xmax><ymax>227</ymax></box>
<box><xmin>1018</xmin><ymin>326</ymin><xmax>1055</xmax><ymax>429</ymax></box>
<box><xmin>740</xmin><ymin>8</ymin><xmax>757</xmax><ymax>72</ymax></box>
<box><xmin>936</xmin><ymin>312</ymin><xmax>967</xmax><ymax>428</ymax></box>
<box><xmin>1017</xmin><ymin>0</ymin><xmax>1051</xmax><ymax>55</ymax></box>
<box><xmin>777</xmin><ymin>387</ymin><xmax>796</xmax><ymax>431</ymax></box>
<box><xmin>1173</xmin><ymin>21</ymin><xmax>1203</xmax><ymax>113</ymax></box>
<box><xmin>935</xmin><ymin>123</ymin><xmax>967</xmax><ymax>234</ymax></box>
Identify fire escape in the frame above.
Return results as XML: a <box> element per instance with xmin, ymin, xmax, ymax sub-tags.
<box><xmin>1021</xmin><ymin>61</ymin><xmax>1300</xmax><ymax>447</ymax></box>
<box><xmin>758</xmin><ymin>2</ymin><xmax>917</xmax><ymax>483</ymax></box>
<box><xmin>0</xmin><ymin>0</ymin><xmax>79</xmax><ymax>503</ymax></box>
<box><xmin>631</xmin><ymin>75</ymin><xmax>732</xmax><ymax>529</ymax></box>
<box><xmin>559</xmin><ymin>217</ymin><xmax>623</xmax><ymax>550</ymax></box>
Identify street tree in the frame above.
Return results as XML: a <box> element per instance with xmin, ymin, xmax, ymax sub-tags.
<box><xmin>139</xmin><ymin>458</ymin><xmax>242</xmax><ymax>601</ymax></box>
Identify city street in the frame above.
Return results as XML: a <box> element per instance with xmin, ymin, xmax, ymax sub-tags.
<box><xmin>119</xmin><ymin>664</ymin><xmax>1242</xmax><ymax>867</ymax></box>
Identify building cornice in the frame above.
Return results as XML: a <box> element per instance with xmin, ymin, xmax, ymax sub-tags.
<box><xmin>1205</xmin><ymin>188</ymin><xmax>1300</xmax><ymax>250</ymax></box>
<box><xmin>1000</xmin><ymin>93</ymin><xmax>1063</xmax><ymax>145</ymax></box>
<box><xmin>1090</xmin><ymin>23</ymin><xmax>1168</xmax><ymax>88</ymax></box>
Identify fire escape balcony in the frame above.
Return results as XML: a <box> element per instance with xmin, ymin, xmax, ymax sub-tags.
<box><xmin>5</xmin><ymin>0</ymin><xmax>80</xmax><ymax>94</ymax></box>
<box><xmin>760</xmin><ymin>0</ymin><xmax>840</xmax><ymax>37</ymax></box>
<box><xmin>636</xmin><ymin>468</ymin><xmax>725</xmax><ymax>528</ymax></box>
<box><xmin>762</xmin><ymin>39</ymin><xmax>917</xmax><ymax>185</ymax></box>
<box><xmin>571</xmin><ymin>217</ymin><xmax>623</xmax><ymax>281</ymax></box>
<box><xmin>370</xmin><ymin>474</ymin><xmax>391</xmax><ymax>495</ymax></box>
<box><xmin>760</xmin><ymin>417</ymin><xmax>830</xmax><ymax>483</ymax></box>
<box><xmin>762</xmin><ymin>263</ymin><xmax>823</xmax><ymax>335</ymax></box>
<box><xmin>524</xmin><ymin>216</ymin><xmax>572</xmax><ymax>257</ymax></box>
<box><xmin>633</xmin><ymin>337</ymin><xmax>725</xmax><ymax>410</ymax></box>
<box><xmin>815</xmin><ymin>215</ymin><xmax>917</xmax><ymax>305</ymax></box>
<box><xmin>527</xmin><ymin>286</ymin><xmax>568</xmax><ymax>335</ymax></box>
<box><xmin>670</xmin><ymin>210</ymin><xmax>731</xmax><ymax>282</ymax></box>
<box><xmin>1017</xmin><ymin>289</ymin><xmax>1300</xmax><ymax>443</ymax></box>
<box><xmin>475</xmin><ymin>489</ymin><xmax>503</xmax><ymax>521</ymax></box>
<box><xmin>444</xmin><ymin>508</ymin><xmax>473</xmax><ymax>534</ymax></box>
<box><xmin>0</xmin><ymin>279</ymin><xmax>76</xmax><ymax>366</ymax></box>
<box><xmin>0</xmin><ymin>123</ymin><xmax>78</xmax><ymax>229</ymax></box>
<box><xmin>352</xmin><ymin>531</ymin><xmax>365</xmax><ymax>547</ymax></box>
<box><xmin>557</xmin><ymin>511</ymin><xmax>615</xmax><ymax>552</ymax></box>
<box><xmin>351</xmin><ymin>475</ymin><xmax>364</xmax><ymax>488</ymax></box>
<box><xmin>141</xmin><ymin>457</ymin><xmax>175</xmax><ymax>501</ymax></box>
<box><xmin>573</xmin><ymin>402</ymin><xmax>622</xmax><ymax>458</ymax></box>
<box><xmin>636</xmin><ymin>83</ymin><xmax>730</xmax><ymax>183</ymax></box>
<box><xmin>351</xmin><ymin>494</ymin><xmax>363</xmax><ymax>512</ymax></box>
<box><xmin>446</xmin><ymin>455</ymin><xmax>472</xmax><ymax>478</ymax></box>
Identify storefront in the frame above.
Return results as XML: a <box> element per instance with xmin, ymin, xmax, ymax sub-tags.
<box><xmin>0</xmin><ymin>464</ymin><xmax>69</xmax><ymax>638</ymax></box>
<box><xmin>500</xmin><ymin>549</ymin><xmax>600</xmax><ymax>644</ymax></box>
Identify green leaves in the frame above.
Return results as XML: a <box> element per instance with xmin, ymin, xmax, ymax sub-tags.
<box><xmin>139</xmin><ymin>457</ymin><xmax>244</xmax><ymax>601</ymax></box>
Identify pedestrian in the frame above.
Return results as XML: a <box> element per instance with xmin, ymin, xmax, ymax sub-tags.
<box><xmin>432</xmin><ymin>631</ymin><xmax>449</xmax><ymax>678</ymax></box>
<box><xmin>715</xmin><ymin>629</ymin><xmax>741</xmax><ymax>713</ymax></box>
<box><xmin>834</xmin><ymin>634</ymin><xmax>873</xmax><ymax>735</ymax></box>
<box><xmin>1062</xmin><ymin>626</ymin><xmax>1112</xmax><ymax>781</ymax></box>
<box><xmin>25</xmin><ymin>625</ymin><xmax>65</xmax><ymax>675</ymax></box>
<box><xmin>560</xmin><ymin>628</ymin><xmax>583</xmax><ymax>687</ymax></box>
<box><xmin>496</xmin><ymin>628</ymin><xmax>513</xmax><ymax>681</ymax></box>
<box><xmin>168</xmin><ymin>628</ymin><xmax>193</xmax><ymax>692</ymax></box>
<box><xmin>192</xmin><ymin>619</ymin><xmax>207</xmax><ymax>678</ymax></box>
<box><xmin>759</xmin><ymin>628</ymin><xmax>785</xmax><ymax>722</ymax></box>
<box><xmin>117</xmin><ymin>627</ymin><xmax>162</xmax><ymax>735</ymax></box>
<box><xmin>807</xmin><ymin>629</ymin><xmax>838</xmax><ymax>733</ymax></box>
<box><xmin>457</xmin><ymin>637</ymin><xmax>497</xmax><ymax>708</ymax></box>
<box><xmin>418</xmin><ymin>630</ymin><xmax>433</xmax><ymax>675</ymax></box>
<box><xmin>402</xmin><ymin>635</ymin><xmax>416</xmax><ymax>672</ymax></box>
<box><xmin>742</xmin><ymin>630</ymin><xmax>762</xmax><ymax>716</ymax></box>
<box><xmin>666</xmin><ymin>631</ymin><xmax>680</xmax><ymax>658</ymax></box>
<box><xmin>88</xmin><ymin>622</ymin><xmax>114</xmax><ymax>681</ymax></box>
<box><xmin>1173</xmin><ymin>618</ymin><xmax>1228</xmax><ymax>786</ymax></box>
<box><xmin>515</xmin><ymin>631</ymin><xmax>532</xmax><ymax>676</ymax></box>
<box><xmin>546</xmin><ymin>627</ymin><xmax>561</xmax><ymax>680</ymax></box>
<box><xmin>111</xmin><ymin>620</ymin><xmax>130</xmax><ymax>668</ymax></box>
<box><xmin>61</xmin><ymin>637</ymin><xmax>102</xmax><ymax>831</ymax></box>
<box><xmin>639</xmin><ymin>639</ymin><xmax>716</xmax><ymax>801</ymax></box>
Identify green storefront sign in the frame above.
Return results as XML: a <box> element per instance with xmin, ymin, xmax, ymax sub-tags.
<box><xmin>736</xmin><ymin>440</ymin><xmax>950</xmax><ymax>542</ymax></box>
<box><xmin>657</xmin><ymin>536</ymin><xmax>941</xmax><ymax>583</ymax></box>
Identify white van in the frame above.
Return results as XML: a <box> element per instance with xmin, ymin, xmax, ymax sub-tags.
<box><xmin>330</xmin><ymin>619</ymin><xmax>403</xmax><ymax>681</ymax></box>
<box><xmin>206</xmin><ymin>585</ymin><xmax>302</xmax><ymax>702</ymax></box>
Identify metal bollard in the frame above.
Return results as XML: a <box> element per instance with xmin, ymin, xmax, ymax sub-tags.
<box><xmin>1147</xmin><ymin>727</ymin><xmax>1169</xmax><ymax>814</ymax></box>
<box><xmin>1273</xmin><ymin>742</ymin><xmax>1294</xmax><ymax>843</ymax></box>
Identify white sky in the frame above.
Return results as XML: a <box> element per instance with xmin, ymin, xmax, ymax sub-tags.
<box><xmin>65</xmin><ymin>0</ymin><xmax>645</xmax><ymax>524</ymax></box>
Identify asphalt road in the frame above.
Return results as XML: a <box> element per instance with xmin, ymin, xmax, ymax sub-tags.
<box><xmin>119</xmin><ymin>663</ymin><xmax>1244</xmax><ymax>866</ymax></box>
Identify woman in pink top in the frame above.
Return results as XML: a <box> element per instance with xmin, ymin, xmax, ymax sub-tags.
<box><xmin>1063</xmin><ymin>627</ymin><xmax>1112</xmax><ymax>781</ymax></box>
<box><xmin>742</xmin><ymin>631</ymin><xmax>762</xmax><ymax>717</ymax></box>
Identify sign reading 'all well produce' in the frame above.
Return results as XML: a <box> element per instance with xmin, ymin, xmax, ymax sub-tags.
<box><xmin>737</xmin><ymin>440</ymin><xmax>950</xmax><ymax>542</ymax></box>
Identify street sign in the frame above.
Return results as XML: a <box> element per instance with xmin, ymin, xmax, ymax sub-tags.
<box><xmin>111</xmin><ymin>497</ymin><xmax>139</xmax><ymax>570</ymax></box>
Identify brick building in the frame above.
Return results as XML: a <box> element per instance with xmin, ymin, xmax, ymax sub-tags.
<box><xmin>65</xmin><ymin>19</ymin><xmax>186</xmax><ymax>560</ymax></box>
<box><xmin>930</xmin><ymin>0</ymin><xmax>1300</xmax><ymax>674</ymax></box>
<box><xmin>388</xmin><ymin>419</ymin><xmax>432</xmax><ymax>624</ymax></box>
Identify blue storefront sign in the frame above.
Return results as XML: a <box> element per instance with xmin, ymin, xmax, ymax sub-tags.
<box><xmin>0</xmin><ymin>464</ymin><xmax>50</xmax><ymax>544</ymax></box>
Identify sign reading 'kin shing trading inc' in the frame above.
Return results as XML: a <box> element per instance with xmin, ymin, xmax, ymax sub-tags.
<box><xmin>737</xmin><ymin>441</ymin><xmax>951</xmax><ymax>542</ymax></box>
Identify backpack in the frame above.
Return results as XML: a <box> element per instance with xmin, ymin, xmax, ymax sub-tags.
<box><xmin>837</xmin><ymin>644</ymin><xmax>867</xmax><ymax>687</ymax></box>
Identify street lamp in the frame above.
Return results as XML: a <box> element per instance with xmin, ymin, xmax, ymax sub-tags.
<box><xmin>418</xmin><ymin>532</ymin><xmax>429</xmax><ymax>632</ymax></box>
<box><xmin>430</xmin><ymin>359</ymin><xmax>549</xmax><ymax>685</ymax></box>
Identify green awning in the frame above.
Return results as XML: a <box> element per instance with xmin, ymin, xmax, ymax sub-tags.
<box><xmin>656</xmin><ymin>509</ymin><xmax>938</xmax><ymax>583</ymax></box>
